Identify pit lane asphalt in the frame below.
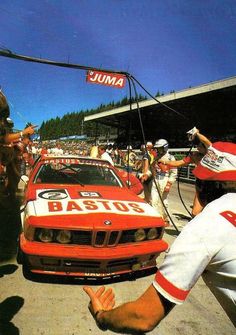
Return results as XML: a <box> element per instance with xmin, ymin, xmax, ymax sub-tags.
<box><xmin>0</xmin><ymin>183</ymin><xmax>235</xmax><ymax>335</ymax></box>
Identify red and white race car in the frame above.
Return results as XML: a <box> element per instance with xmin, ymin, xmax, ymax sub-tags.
<box><xmin>18</xmin><ymin>155</ymin><xmax>168</xmax><ymax>278</ymax></box>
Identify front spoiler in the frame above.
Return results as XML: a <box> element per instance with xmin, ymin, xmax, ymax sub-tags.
<box><xmin>20</xmin><ymin>234</ymin><xmax>168</xmax><ymax>277</ymax></box>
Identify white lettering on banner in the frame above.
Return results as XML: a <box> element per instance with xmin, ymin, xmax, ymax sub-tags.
<box><xmin>86</xmin><ymin>71</ymin><xmax>126</xmax><ymax>88</ymax></box>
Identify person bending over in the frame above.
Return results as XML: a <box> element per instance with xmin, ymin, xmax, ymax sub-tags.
<box><xmin>84</xmin><ymin>141</ymin><xmax>236</xmax><ymax>333</ymax></box>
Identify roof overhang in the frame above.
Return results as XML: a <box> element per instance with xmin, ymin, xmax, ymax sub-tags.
<box><xmin>84</xmin><ymin>76</ymin><xmax>236</xmax><ymax>143</ymax></box>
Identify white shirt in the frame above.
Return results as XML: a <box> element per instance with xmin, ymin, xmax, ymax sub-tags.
<box><xmin>154</xmin><ymin>152</ymin><xmax>177</xmax><ymax>184</ymax></box>
<box><xmin>101</xmin><ymin>152</ymin><xmax>114</xmax><ymax>166</ymax></box>
<box><xmin>52</xmin><ymin>147</ymin><xmax>64</xmax><ymax>156</ymax></box>
<box><xmin>153</xmin><ymin>193</ymin><xmax>236</xmax><ymax>326</ymax></box>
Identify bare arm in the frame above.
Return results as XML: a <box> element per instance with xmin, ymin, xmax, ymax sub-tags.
<box><xmin>195</xmin><ymin>132</ymin><xmax>212</xmax><ymax>148</ymax></box>
<box><xmin>84</xmin><ymin>284</ymin><xmax>169</xmax><ymax>333</ymax></box>
<box><xmin>158</xmin><ymin>158</ymin><xmax>188</xmax><ymax>167</ymax></box>
<box><xmin>140</xmin><ymin>158</ymin><xmax>151</xmax><ymax>182</ymax></box>
<box><xmin>4</xmin><ymin>125</ymin><xmax>37</xmax><ymax>143</ymax></box>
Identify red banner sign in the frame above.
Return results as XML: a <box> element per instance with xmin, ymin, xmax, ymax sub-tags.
<box><xmin>86</xmin><ymin>70</ymin><xmax>126</xmax><ymax>88</ymax></box>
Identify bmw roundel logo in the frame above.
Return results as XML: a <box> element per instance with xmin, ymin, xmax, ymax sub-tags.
<box><xmin>104</xmin><ymin>220</ymin><xmax>112</xmax><ymax>226</ymax></box>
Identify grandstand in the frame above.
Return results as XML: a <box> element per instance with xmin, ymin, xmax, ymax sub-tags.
<box><xmin>84</xmin><ymin>76</ymin><xmax>236</xmax><ymax>147</ymax></box>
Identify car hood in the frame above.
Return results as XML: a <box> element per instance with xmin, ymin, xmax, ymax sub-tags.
<box><xmin>24</xmin><ymin>185</ymin><xmax>161</xmax><ymax>226</ymax></box>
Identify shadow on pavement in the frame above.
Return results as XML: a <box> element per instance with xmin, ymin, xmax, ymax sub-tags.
<box><xmin>0</xmin><ymin>296</ymin><xmax>24</xmax><ymax>335</ymax></box>
<box><xmin>0</xmin><ymin>264</ymin><xmax>18</xmax><ymax>278</ymax></box>
<box><xmin>172</xmin><ymin>212</ymin><xmax>192</xmax><ymax>221</ymax></box>
<box><xmin>164</xmin><ymin>227</ymin><xmax>180</xmax><ymax>237</ymax></box>
<box><xmin>0</xmin><ymin>194</ymin><xmax>22</xmax><ymax>263</ymax></box>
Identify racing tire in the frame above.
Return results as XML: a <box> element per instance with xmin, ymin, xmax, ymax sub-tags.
<box><xmin>16</xmin><ymin>241</ymin><xmax>24</xmax><ymax>264</ymax></box>
<box><xmin>22</xmin><ymin>263</ymin><xmax>33</xmax><ymax>280</ymax></box>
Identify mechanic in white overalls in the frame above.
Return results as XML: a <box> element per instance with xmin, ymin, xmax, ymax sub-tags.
<box><xmin>150</xmin><ymin>139</ymin><xmax>177</xmax><ymax>224</ymax></box>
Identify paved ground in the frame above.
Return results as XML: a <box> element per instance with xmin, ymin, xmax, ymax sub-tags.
<box><xmin>0</xmin><ymin>182</ymin><xmax>235</xmax><ymax>335</ymax></box>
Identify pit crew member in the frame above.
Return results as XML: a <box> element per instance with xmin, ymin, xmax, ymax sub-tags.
<box><xmin>84</xmin><ymin>141</ymin><xmax>236</xmax><ymax>332</ymax></box>
<box><xmin>150</xmin><ymin>139</ymin><xmax>177</xmax><ymax>224</ymax></box>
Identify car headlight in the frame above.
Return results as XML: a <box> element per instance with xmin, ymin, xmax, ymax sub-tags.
<box><xmin>38</xmin><ymin>229</ymin><xmax>54</xmax><ymax>243</ymax></box>
<box><xmin>147</xmin><ymin>228</ymin><xmax>158</xmax><ymax>240</ymax></box>
<box><xmin>56</xmin><ymin>230</ymin><xmax>72</xmax><ymax>244</ymax></box>
<box><xmin>134</xmin><ymin>228</ymin><xmax>146</xmax><ymax>242</ymax></box>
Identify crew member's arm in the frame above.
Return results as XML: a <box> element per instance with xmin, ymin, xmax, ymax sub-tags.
<box><xmin>140</xmin><ymin>157</ymin><xmax>151</xmax><ymax>182</ymax></box>
<box><xmin>4</xmin><ymin>125</ymin><xmax>37</xmax><ymax>143</ymax></box>
<box><xmin>83</xmin><ymin>284</ymin><xmax>172</xmax><ymax>333</ymax></box>
<box><xmin>158</xmin><ymin>158</ymin><xmax>188</xmax><ymax>167</ymax></box>
<box><xmin>195</xmin><ymin>131</ymin><xmax>212</xmax><ymax>148</ymax></box>
<box><xmin>84</xmin><ymin>212</ymin><xmax>214</xmax><ymax>333</ymax></box>
<box><xmin>164</xmin><ymin>155</ymin><xmax>178</xmax><ymax>191</ymax></box>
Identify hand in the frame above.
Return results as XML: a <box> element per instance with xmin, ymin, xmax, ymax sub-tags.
<box><xmin>158</xmin><ymin>158</ymin><xmax>165</xmax><ymax>164</ymax></box>
<box><xmin>140</xmin><ymin>174</ymin><xmax>148</xmax><ymax>182</ymax></box>
<box><xmin>164</xmin><ymin>182</ymin><xmax>172</xmax><ymax>192</ymax></box>
<box><xmin>23</xmin><ymin>125</ymin><xmax>38</xmax><ymax>135</ymax></box>
<box><xmin>186</xmin><ymin>126</ymin><xmax>199</xmax><ymax>141</ymax></box>
<box><xmin>83</xmin><ymin>285</ymin><xmax>115</xmax><ymax>317</ymax></box>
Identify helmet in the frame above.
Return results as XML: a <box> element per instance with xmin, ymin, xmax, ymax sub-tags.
<box><xmin>127</xmin><ymin>145</ymin><xmax>132</xmax><ymax>150</ymax></box>
<box><xmin>154</xmin><ymin>139</ymin><xmax>168</xmax><ymax>150</ymax></box>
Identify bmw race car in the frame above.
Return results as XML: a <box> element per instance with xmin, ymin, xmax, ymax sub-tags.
<box><xmin>18</xmin><ymin>155</ymin><xmax>168</xmax><ymax>278</ymax></box>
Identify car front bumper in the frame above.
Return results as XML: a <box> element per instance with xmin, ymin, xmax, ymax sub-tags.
<box><xmin>20</xmin><ymin>234</ymin><xmax>168</xmax><ymax>277</ymax></box>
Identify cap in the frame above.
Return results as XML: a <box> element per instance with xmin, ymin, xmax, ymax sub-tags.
<box><xmin>146</xmin><ymin>141</ymin><xmax>153</xmax><ymax>147</ymax></box>
<box><xmin>193</xmin><ymin>142</ymin><xmax>236</xmax><ymax>181</ymax></box>
<box><xmin>127</xmin><ymin>145</ymin><xmax>132</xmax><ymax>150</ymax></box>
<box><xmin>153</xmin><ymin>139</ymin><xmax>168</xmax><ymax>148</ymax></box>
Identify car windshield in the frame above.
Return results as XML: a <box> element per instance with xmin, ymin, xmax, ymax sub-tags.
<box><xmin>33</xmin><ymin>160</ymin><xmax>123</xmax><ymax>187</ymax></box>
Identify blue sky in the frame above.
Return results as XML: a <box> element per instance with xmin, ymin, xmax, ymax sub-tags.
<box><xmin>1</xmin><ymin>0</ymin><xmax>236</xmax><ymax>130</ymax></box>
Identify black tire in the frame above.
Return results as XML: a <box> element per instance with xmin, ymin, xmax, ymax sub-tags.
<box><xmin>22</xmin><ymin>263</ymin><xmax>33</xmax><ymax>280</ymax></box>
<box><xmin>16</xmin><ymin>241</ymin><xmax>24</xmax><ymax>264</ymax></box>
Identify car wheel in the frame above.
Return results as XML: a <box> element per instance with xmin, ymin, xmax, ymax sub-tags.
<box><xmin>22</xmin><ymin>263</ymin><xmax>32</xmax><ymax>280</ymax></box>
<box><xmin>16</xmin><ymin>242</ymin><xmax>24</xmax><ymax>264</ymax></box>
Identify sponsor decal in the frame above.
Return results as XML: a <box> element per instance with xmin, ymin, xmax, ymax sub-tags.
<box><xmin>86</xmin><ymin>70</ymin><xmax>126</xmax><ymax>88</ymax></box>
<box><xmin>30</xmin><ymin>192</ymin><xmax>160</xmax><ymax>217</ymax></box>
<box><xmin>47</xmin><ymin>200</ymin><xmax>145</xmax><ymax>214</ymax></box>
<box><xmin>79</xmin><ymin>191</ymin><xmax>101</xmax><ymax>198</ymax></box>
<box><xmin>43</xmin><ymin>158</ymin><xmax>110</xmax><ymax>167</ymax></box>
<box><xmin>201</xmin><ymin>148</ymin><xmax>228</xmax><ymax>172</ymax></box>
<box><xmin>38</xmin><ymin>189</ymin><xmax>68</xmax><ymax>200</ymax></box>
<box><xmin>84</xmin><ymin>272</ymin><xmax>116</xmax><ymax>277</ymax></box>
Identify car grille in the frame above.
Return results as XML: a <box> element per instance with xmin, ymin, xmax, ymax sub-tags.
<box><xmin>37</xmin><ymin>227</ymin><xmax>163</xmax><ymax>247</ymax></box>
<box><xmin>61</xmin><ymin>257</ymin><xmax>140</xmax><ymax>274</ymax></box>
<box><xmin>61</xmin><ymin>257</ymin><xmax>138</xmax><ymax>269</ymax></box>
